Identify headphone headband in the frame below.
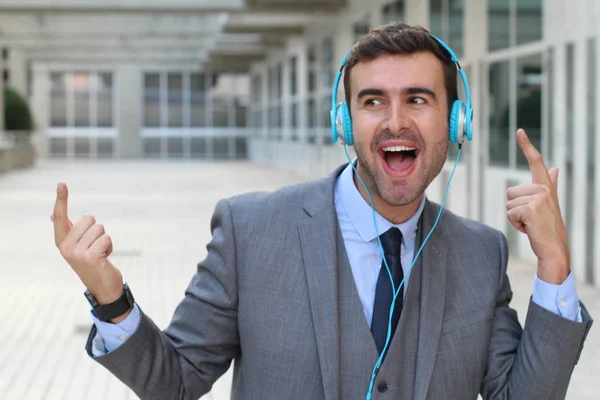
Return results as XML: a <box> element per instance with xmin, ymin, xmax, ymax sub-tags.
<box><xmin>330</xmin><ymin>32</ymin><xmax>473</xmax><ymax>145</ymax></box>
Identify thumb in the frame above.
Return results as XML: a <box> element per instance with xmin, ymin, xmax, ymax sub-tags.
<box><xmin>548</xmin><ymin>167</ymin><xmax>559</xmax><ymax>190</ymax></box>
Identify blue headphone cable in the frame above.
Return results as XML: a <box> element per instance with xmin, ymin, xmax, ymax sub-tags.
<box><xmin>342</xmin><ymin>143</ymin><xmax>462</xmax><ymax>400</ymax></box>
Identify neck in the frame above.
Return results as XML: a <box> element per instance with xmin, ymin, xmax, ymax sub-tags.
<box><xmin>353</xmin><ymin>166</ymin><xmax>423</xmax><ymax>225</ymax></box>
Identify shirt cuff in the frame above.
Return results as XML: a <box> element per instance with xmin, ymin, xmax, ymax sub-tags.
<box><xmin>532</xmin><ymin>270</ymin><xmax>582</xmax><ymax>322</ymax></box>
<box><xmin>90</xmin><ymin>303</ymin><xmax>141</xmax><ymax>352</ymax></box>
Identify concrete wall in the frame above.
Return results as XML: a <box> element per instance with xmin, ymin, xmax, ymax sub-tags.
<box><xmin>0</xmin><ymin>143</ymin><xmax>36</xmax><ymax>173</ymax></box>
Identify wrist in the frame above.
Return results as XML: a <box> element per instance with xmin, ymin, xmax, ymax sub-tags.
<box><xmin>85</xmin><ymin>283</ymin><xmax>135</xmax><ymax>323</ymax></box>
<box><xmin>537</xmin><ymin>254</ymin><xmax>570</xmax><ymax>284</ymax></box>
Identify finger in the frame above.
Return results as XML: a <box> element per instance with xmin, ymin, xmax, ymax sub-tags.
<box><xmin>509</xmin><ymin>219</ymin><xmax>526</xmax><ymax>234</ymax></box>
<box><xmin>53</xmin><ymin>182</ymin><xmax>72</xmax><ymax>245</ymax></box>
<box><xmin>89</xmin><ymin>233</ymin><xmax>113</xmax><ymax>258</ymax></box>
<box><xmin>507</xmin><ymin>207</ymin><xmax>528</xmax><ymax>233</ymax></box>
<box><xmin>548</xmin><ymin>167</ymin><xmax>559</xmax><ymax>190</ymax></box>
<box><xmin>516</xmin><ymin>129</ymin><xmax>551</xmax><ymax>186</ymax></box>
<box><xmin>506</xmin><ymin>194</ymin><xmax>540</xmax><ymax>211</ymax></box>
<box><xmin>77</xmin><ymin>223</ymin><xmax>105</xmax><ymax>250</ymax></box>
<box><xmin>506</xmin><ymin>183</ymin><xmax>547</xmax><ymax>200</ymax></box>
<box><xmin>63</xmin><ymin>215</ymin><xmax>96</xmax><ymax>249</ymax></box>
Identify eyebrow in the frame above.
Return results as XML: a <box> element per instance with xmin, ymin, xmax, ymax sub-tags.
<box><xmin>356</xmin><ymin>86</ymin><xmax>437</xmax><ymax>100</ymax></box>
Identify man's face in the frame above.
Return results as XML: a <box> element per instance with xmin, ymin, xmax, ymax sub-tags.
<box><xmin>349</xmin><ymin>51</ymin><xmax>450</xmax><ymax>208</ymax></box>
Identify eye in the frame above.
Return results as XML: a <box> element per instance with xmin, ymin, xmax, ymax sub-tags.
<box><xmin>365</xmin><ymin>98</ymin><xmax>383</xmax><ymax>106</ymax></box>
<box><xmin>409</xmin><ymin>97</ymin><xmax>426</xmax><ymax>105</ymax></box>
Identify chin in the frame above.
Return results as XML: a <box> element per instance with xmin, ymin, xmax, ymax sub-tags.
<box><xmin>377</xmin><ymin>182</ymin><xmax>424</xmax><ymax>207</ymax></box>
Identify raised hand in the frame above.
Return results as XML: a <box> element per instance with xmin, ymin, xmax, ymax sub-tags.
<box><xmin>52</xmin><ymin>182</ymin><xmax>130</xmax><ymax>322</ymax></box>
<box><xmin>505</xmin><ymin>129</ymin><xmax>570</xmax><ymax>284</ymax></box>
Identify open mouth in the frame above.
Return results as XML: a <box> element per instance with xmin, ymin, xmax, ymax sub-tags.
<box><xmin>380</xmin><ymin>145</ymin><xmax>419</xmax><ymax>175</ymax></box>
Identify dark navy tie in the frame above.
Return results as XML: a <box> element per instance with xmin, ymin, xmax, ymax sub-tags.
<box><xmin>371</xmin><ymin>227</ymin><xmax>404</xmax><ymax>355</ymax></box>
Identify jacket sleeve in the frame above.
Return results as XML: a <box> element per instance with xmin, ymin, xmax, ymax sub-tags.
<box><xmin>480</xmin><ymin>230</ymin><xmax>593</xmax><ymax>399</ymax></box>
<box><xmin>85</xmin><ymin>198</ymin><xmax>240</xmax><ymax>400</ymax></box>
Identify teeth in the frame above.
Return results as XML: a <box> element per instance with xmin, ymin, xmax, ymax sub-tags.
<box><xmin>383</xmin><ymin>146</ymin><xmax>416</xmax><ymax>152</ymax></box>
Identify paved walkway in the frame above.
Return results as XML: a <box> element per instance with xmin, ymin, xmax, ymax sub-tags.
<box><xmin>0</xmin><ymin>159</ymin><xmax>597</xmax><ymax>400</ymax></box>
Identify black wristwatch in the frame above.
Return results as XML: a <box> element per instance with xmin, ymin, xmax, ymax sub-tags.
<box><xmin>84</xmin><ymin>283</ymin><xmax>135</xmax><ymax>322</ymax></box>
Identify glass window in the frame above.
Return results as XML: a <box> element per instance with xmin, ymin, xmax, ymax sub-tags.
<box><xmin>97</xmin><ymin>73</ymin><xmax>113</xmax><ymax>127</ymax></box>
<box><xmin>488</xmin><ymin>0</ymin><xmax>510</xmax><ymax>51</ymax></box>
<box><xmin>73</xmin><ymin>72</ymin><xmax>90</xmax><ymax>127</ymax></box>
<box><xmin>167</xmin><ymin>73</ymin><xmax>183</xmax><ymax>128</ymax></box>
<box><xmin>515</xmin><ymin>53</ymin><xmax>543</xmax><ymax>169</ymax></box>
<box><xmin>307</xmin><ymin>46</ymin><xmax>317</xmax><ymax>93</ymax></box>
<box><xmin>276</xmin><ymin>63</ymin><xmax>282</xmax><ymax>100</ymax></box>
<box><xmin>382</xmin><ymin>0</ymin><xmax>404</xmax><ymax>24</ymax></box>
<box><xmin>353</xmin><ymin>14</ymin><xmax>371</xmax><ymax>42</ymax></box>
<box><xmin>212</xmin><ymin>73</ymin><xmax>230</xmax><ymax>128</ymax></box>
<box><xmin>291</xmin><ymin>102</ymin><xmax>299</xmax><ymax>128</ymax></box>
<box><xmin>144</xmin><ymin>73</ymin><xmax>161</xmax><ymax>127</ymax></box>
<box><xmin>290</xmin><ymin>56</ymin><xmax>297</xmax><ymax>96</ymax></box>
<box><xmin>50</xmin><ymin>72</ymin><xmax>67</xmax><ymax>127</ymax></box>
<box><xmin>489</xmin><ymin>0</ymin><xmax>542</xmax><ymax>51</ymax></box>
<box><xmin>322</xmin><ymin>37</ymin><xmax>334</xmax><ymax>88</ymax></box>
<box><xmin>516</xmin><ymin>0</ymin><xmax>542</xmax><ymax>45</ymax></box>
<box><xmin>430</xmin><ymin>0</ymin><xmax>464</xmax><ymax>58</ymax></box>
<box><xmin>488</xmin><ymin>60</ymin><xmax>511</xmax><ymax>166</ymax></box>
<box><xmin>191</xmin><ymin>73</ymin><xmax>207</xmax><ymax>127</ymax></box>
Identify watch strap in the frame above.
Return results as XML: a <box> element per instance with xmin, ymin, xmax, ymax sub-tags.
<box><xmin>85</xmin><ymin>283</ymin><xmax>135</xmax><ymax>322</ymax></box>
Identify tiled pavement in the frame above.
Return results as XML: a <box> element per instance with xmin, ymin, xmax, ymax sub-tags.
<box><xmin>0</xmin><ymin>159</ymin><xmax>598</xmax><ymax>400</ymax></box>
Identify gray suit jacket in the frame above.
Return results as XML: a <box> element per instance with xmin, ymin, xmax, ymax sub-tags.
<box><xmin>86</xmin><ymin>164</ymin><xmax>593</xmax><ymax>400</ymax></box>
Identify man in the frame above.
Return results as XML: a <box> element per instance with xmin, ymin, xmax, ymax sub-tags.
<box><xmin>52</xmin><ymin>23</ymin><xmax>592</xmax><ymax>399</ymax></box>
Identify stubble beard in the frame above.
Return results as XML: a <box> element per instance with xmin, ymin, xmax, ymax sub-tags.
<box><xmin>354</xmin><ymin>137</ymin><xmax>448</xmax><ymax>207</ymax></box>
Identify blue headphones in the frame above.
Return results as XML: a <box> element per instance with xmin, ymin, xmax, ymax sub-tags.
<box><xmin>330</xmin><ymin>33</ymin><xmax>473</xmax><ymax>146</ymax></box>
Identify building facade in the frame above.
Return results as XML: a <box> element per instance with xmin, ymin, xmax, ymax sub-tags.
<box><xmin>0</xmin><ymin>0</ymin><xmax>598</xmax><ymax>289</ymax></box>
<box><xmin>246</xmin><ymin>0</ymin><xmax>600</xmax><ymax>289</ymax></box>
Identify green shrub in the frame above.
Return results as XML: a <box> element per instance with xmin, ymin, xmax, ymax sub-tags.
<box><xmin>3</xmin><ymin>86</ymin><xmax>35</xmax><ymax>132</ymax></box>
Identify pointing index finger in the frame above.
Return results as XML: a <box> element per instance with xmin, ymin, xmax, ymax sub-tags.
<box><xmin>516</xmin><ymin>129</ymin><xmax>551</xmax><ymax>185</ymax></box>
<box><xmin>53</xmin><ymin>182</ymin><xmax>71</xmax><ymax>244</ymax></box>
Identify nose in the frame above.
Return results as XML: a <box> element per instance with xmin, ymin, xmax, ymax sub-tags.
<box><xmin>382</xmin><ymin>100</ymin><xmax>413</xmax><ymax>135</ymax></box>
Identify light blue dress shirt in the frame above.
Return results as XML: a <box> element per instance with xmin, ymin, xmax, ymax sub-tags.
<box><xmin>91</xmin><ymin>162</ymin><xmax>582</xmax><ymax>354</ymax></box>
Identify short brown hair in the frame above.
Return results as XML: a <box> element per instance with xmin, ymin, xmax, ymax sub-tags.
<box><xmin>343</xmin><ymin>22</ymin><xmax>458</xmax><ymax>115</ymax></box>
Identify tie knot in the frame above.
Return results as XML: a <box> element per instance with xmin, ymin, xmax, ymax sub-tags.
<box><xmin>379</xmin><ymin>227</ymin><xmax>402</xmax><ymax>255</ymax></box>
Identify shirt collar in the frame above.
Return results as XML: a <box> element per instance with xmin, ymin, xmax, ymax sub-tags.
<box><xmin>336</xmin><ymin>159</ymin><xmax>426</xmax><ymax>243</ymax></box>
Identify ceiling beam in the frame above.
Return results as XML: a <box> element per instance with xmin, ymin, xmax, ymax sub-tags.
<box><xmin>0</xmin><ymin>34</ymin><xmax>217</xmax><ymax>50</ymax></box>
<box><xmin>25</xmin><ymin>48</ymin><xmax>207</xmax><ymax>63</ymax></box>
<box><xmin>202</xmin><ymin>54</ymin><xmax>265</xmax><ymax>73</ymax></box>
<box><xmin>0</xmin><ymin>0</ymin><xmax>245</xmax><ymax>13</ymax></box>
<box><xmin>0</xmin><ymin>13</ymin><xmax>228</xmax><ymax>35</ymax></box>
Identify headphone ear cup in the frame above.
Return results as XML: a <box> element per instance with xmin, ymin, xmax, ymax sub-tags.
<box><xmin>465</xmin><ymin>107</ymin><xmax>473</xmax><ymax>142</ymax></box>
<box><xmin>448</xmin><ymin>100</ymin><xmax>464</xmax><ymax>144</ymax></box>
<box><xmin>335</xmin><ymin>104</ymin><xmax>345</xmax><ymax>143</ymax></box>
<box><xmin>340</xmin><ymin>103</ymin><xmax>354</xmax><ymax>146</ymax></box>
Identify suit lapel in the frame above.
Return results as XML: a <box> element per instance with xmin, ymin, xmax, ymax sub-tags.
<box><xmin>298</xmin><ymin>166</ymin><xmax>345</xmax><ymax>400</ymax></box>
<box><xmin>413</xmin><ymin>199</ymin><xmax>448</xmax><ymax>400</ymax></box>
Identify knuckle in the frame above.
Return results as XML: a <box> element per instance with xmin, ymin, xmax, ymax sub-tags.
<box><xmin>83</xmin><ymin>214</ymin><xmax>96</xmax><ymax>224</ymax></box>
<box><xmin>58</xmin><ymin>242</ymin><xmax>70</xmax><ymax>256</ymax></box>
<box><xmin>83</xmin><ymin>251</ymin><xmax>95</xmax><ymax>264</ymax></box>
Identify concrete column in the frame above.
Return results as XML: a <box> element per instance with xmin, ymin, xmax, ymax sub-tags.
<box><xmin>0</xmin><ymin>54</ymin><xmax>4</xmax><ymax>133</ymax></box>
<box><xmin>30</xmin><ymin>64</ymin><xmax>49</xmax><ymax>158</ymax></box>
<box><xmin>405</xmin><ymin>0</ymin><xmax>430</xmax><ymax>27</ymax></box>
<box><xmin>116</xmin><ymin>65</ymin><xmax>142</xmax><ymax>158</ymax></box>
<box><xmin>7</xmin><ymin>49</ymin><xmax>28</xmax><ymax>98</ymax></box>
<box><xmin>464</xmin><ymin>0</ymin><xmax>488</xmax><ymax>222</ymax></box>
